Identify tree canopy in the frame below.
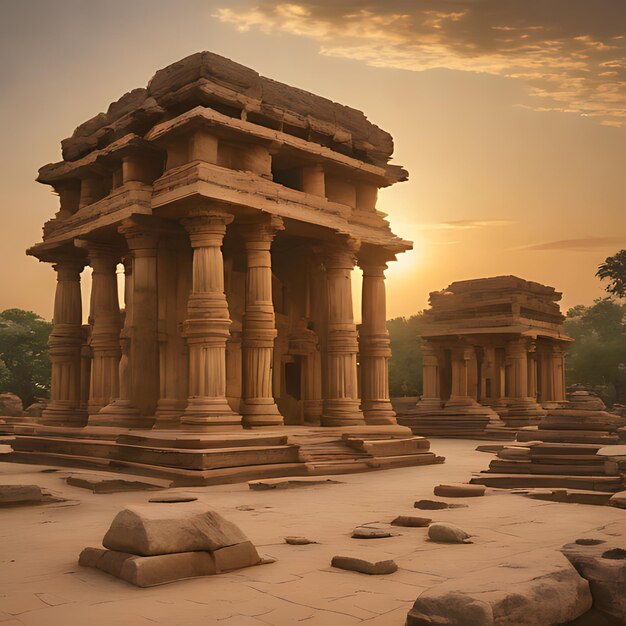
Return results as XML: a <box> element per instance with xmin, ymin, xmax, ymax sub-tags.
<box><xmin>597</xmin><ymin>249</ymin><xmax>626</xmax><ymax>298</ymax></box>
<box><xmin>387</xmin><ymin>313</ymin><xmax>424</xmax><ymax>397</ymax></box>
<box><xmin>563</xmin><ymin>298</ymin><xmax>626</xmax><ymax>404</ymax></box>
<box><xmin>0</xmin><ymin>308</ymin><xmax>52</xmax><ymax>406</ymax></box>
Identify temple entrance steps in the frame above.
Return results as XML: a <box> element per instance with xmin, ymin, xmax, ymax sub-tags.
<box><xmin>1</xmin><ymin>424</ymin><xmax>444</xmax><ymax>486</ymax></box>
<box><xmin>470</xmin><ymin>441</ymin><xmax>626</xmax><ymax>493</ymax></box>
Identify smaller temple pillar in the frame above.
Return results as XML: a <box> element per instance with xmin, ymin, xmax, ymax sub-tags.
<box><xmin>550</xmin><ymin>343</ymin><xmax>566</xmax><ymax>404</ymax></box>
<box><xmin>503</xmin><ymin>337</ymin><xmax>546</xmax><ymax>424</ymax></box>
<box><xmin>181</xmin><ymin>208</ymin><xmax>242</xmax><ymax>429</ymax></box>
<box><xmin>414</xmin><ymin>340</ymin><xmax>443</xmax><ymax>411</ymax></box>
<box><xmin>358</xmin><ymin>254</ymin><xmax>396</xmax><ymax>424</ymax></box>
<box><xmin>320</xmin><ymin>239</ymin><xmax>365</xmax><ymax>426</ymax></box>
<box><xmin>239</xmin><ymin>216</ymin><xmax>285</xmax><ymax>427</ymax></box>
<box><xmin>85</xmin><ymin>244</ymin><xmax>122</xmax><ymax>417</ymax></box>
<box><xmin>447</xmin><ymin>347</ymin><xmax>471</xmax><ymax>405</ymax></box>
<box><xmin>527</xmin><ymin>341</ymin><xmax>538</xmax><ymax>399</ymax></box>
<box><xmin>40</xmin><ymin>256</ymin><xmax>86</xmax><ymax>426</ymax></box>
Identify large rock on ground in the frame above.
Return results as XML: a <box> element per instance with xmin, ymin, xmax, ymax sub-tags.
<box><xmin>562</xmin><ymin>540</ymin><xmax>626</xmax><ymax>622</ymax></box>
<box><xmin>23</xmin><ymin>400</ymin><xmax>47</xmax><ymax>417</ymax></box>
<box><xmin>0</xmin><ymin>393</ymin><xmax>23</xmax><ymax>417</ymax></box>
<box><xmin>331</xmin><ymin>555</ymin><xmax>397</xmax><ymax>575</ymax></box>
<box><xmin>0</xmin><ymin>484</ymin><xmax>43</xmax><ymax>505</ymax></box>
<box><xmin>407</xmin><ymin>551</ymin><xmax>591</xmax><ymax>626</ymax></box>
<box><xmin>428</xmin><ymin>523</ymin><xmax>472</xmax><ymax>544</ymax></box>
<box><xmin>102</xmin><ymin>504</ymin><xmax>250</xmax><ymax>556</ymax></box>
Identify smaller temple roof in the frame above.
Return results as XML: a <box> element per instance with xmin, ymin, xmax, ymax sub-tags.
<box><xmin>421</xmin><ymin>275</ymin><xmax>572</xmax><ymax>342</ymax></box>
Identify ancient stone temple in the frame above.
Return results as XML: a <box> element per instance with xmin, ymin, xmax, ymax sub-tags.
<box><xmin>7</xmin><ymin>52</ymin><xmax>443</xmax><ymax>483</ymax></box>
<box><xmin>396</xmin><ymin>276</ymin><xmax>572</xmax><ymax>436</ymax></box>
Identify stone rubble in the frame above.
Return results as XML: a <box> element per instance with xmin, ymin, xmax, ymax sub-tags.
<box><xmin>80</xmin><ymin>504</ymin><xmax>265</xmax><ymax>586</ymax></box>
<box><xmin>331</xmin><ymin>555</ymin><xmax>398</xmax><ymax>575</ymax></box>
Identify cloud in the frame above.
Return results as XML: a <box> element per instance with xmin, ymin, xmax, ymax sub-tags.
<box><xmin>418</xmin><ymin>219</ymin><xmax>517</xmax><ymax>230</ymax></box>
<box><xmin>522</xmin><ymin>236</ymin><xmax>625</xmax><ymax>251</ymax></box>
<box><xmin>215</xmin><ymin>1</ymin><xmax>626</xmax><ymax>126</ymax></box>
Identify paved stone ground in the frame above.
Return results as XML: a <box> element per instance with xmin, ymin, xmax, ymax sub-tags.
<box><xmin>1</xmin><ymin>439</ymin><xmax>625</xmax><ymax>626</ymax></box>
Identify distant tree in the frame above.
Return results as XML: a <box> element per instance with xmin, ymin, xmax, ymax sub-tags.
<box><xmin>597</xmin><ymin>250</ymin><xmax>626</xmax><ymax>298</ymax></box>
<box><xmin>0</xmin><ymin>309</ymin><xmax>52</xmax><ymax>406</ymax></box>
<box><xmin>563</xmin><ymin>298</ymin><xmax>626</xmax><ymax>404</ymax></box>
<box><xmin>387</xmin><ymin>313</ymin><xmax>424</xmax><ymax>397</ymax></box>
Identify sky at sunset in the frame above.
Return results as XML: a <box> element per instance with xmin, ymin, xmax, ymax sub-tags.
<box><xmin>0</xmin><ymin>0</ymin><xmax>624</xmax><ymax>321</ymax></box>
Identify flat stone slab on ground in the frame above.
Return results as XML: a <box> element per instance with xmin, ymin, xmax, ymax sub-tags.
<box><xmin>415</xmin><ymin>499</ymin><xmax>468</xmax><ymax>510</ymax></box>
<box><xmin>102</xmin><ymin>504</ymin><xmax>250</xmax><ymax>556</ymax></box>
<box><xmin>331</xmin><ymin>555</ymin><xmax>398</xmax><ymax>575</ymax></box>
<box><xmin>0</xmin><ymin>484</ymin><xmax>43</xmax><ymax>505</ymax></box>
<box><xmin>248</xmin><ymin>476</ymin><xmax>341</xmax><ymax>490</ymax></box>
<box><xmin>433</xmin><ymin>484</ymin><xmax>486</xmax><ymax>498</ymax></box>
<box><xmin>148</xmin><ymin>494</ymin><xmax>198</xmax><ymax>503</ymax></box>
<box><xmin>66</xmin><ymin>474</ymin><xmax>165</xmax><ymax>494</ymax></box>
<box><xmin>79</xmin><ymin>541</ymin><xmax>262</xmax><ymax>587</ymax></box>
<box><xmin>407</xmin><ymin>550</ymin><xmax>592</xmax><ymax>626</ymax></box>
<box><xmin>351</xmin><ymin>526</ymin><xmax>393</xmax><ymax>539</ymax></box>
<box><xmin>521</xmin><ymin>489</ymin><xmax>613</xmax><ymax>506</ymax></box>
<box><xmin>391</xmin><ymin>515</ymin><xmax>432</xmax><ymax>527</ymax></box>
<box><xmin>284</xmin><ymin>536</ymin><xmax>316</xmax><ymax>545</ymax></box>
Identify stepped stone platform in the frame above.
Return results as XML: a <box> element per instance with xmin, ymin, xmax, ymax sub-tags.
<box><xmin>0</xmin><ymin>422</ymin><xmax>444</xmax><ymax>487</ymax></box>
<box><xmin>471</xmin><ymin>392</ymin><xmax>626</xmax><ymax>494</ymax></box>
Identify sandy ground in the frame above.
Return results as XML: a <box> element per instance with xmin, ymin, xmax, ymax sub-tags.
<box><xmin>1</xmin><ymin>439</ymin><xmax>625</xmax><ymax>626</ymax></box>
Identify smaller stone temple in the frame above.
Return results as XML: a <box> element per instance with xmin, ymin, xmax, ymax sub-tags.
<box><xmin>396</xmin><ymin>276</ymin><xmax>572</xmax><ymax>436</ymax></box>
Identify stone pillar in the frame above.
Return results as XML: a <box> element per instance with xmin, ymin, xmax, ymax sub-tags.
<box><xmin>79</xmin><ymin>325</ymin><xmax>91</xmax><ymax>413</ymax></box>
<box><xmin>527</xmin><ymin>342</ymin><xmax>538</xmax><ymax>399</ymax></box>
<box><xmin>86</xmin><ymin>245</ymin><xmax>122</xmax><ymax>417</ymax></box>
<box><xmin>301</xmin><ymin>164</ymin><xmax>325</xmax><ymax>197</ymax></box>
<box><xmin>358</xmin><ymin>255</ymin><xmax>396</xmax><ymax>424</ymax></box>
<box><xmin>419</xmin><ymin>341</ymin><xmax>442</xmax><ymax>408</ymax></box>
<box><xmin>92</xmin><ymin>257</ymin><xmax>142</xmax><ymax>427</ymax></box>
<box><xmin>321</xmin><ymin>240</ymin><xmax>365</xmax><ymax>426</ymax></box>
<box><xmin>181</xmin><ymin>208</ymin><xmax>242</xmax><ymax>429</ymax></box>
<box><xmin>121</xmin><ymin>221</ymin><xmax>160</xmax><ymax>418</ymax></box>
<box><xmin>503</xmin><ymin>337</ymin><xmax>546</xmax><ymax>423</ymax></box>
<box><xmin>155</xmin><ymin>241</ymin><xmax>191</xmax><ymax>426</ymax></box>
<box><xmin>448</xmin><ymin>347</ymin><xmax>471</xmax><ymax>404</ymax></box>
<box><xmin>239</xmin><ymin>217</ymin><xmax>285</xmax><ymax>427</ymax></box>
<box><xmin>40</xmin><ymin>257</ymin><xmax>86</xmax><ymax>426</ymax></box>
<box><xmin>550</xmin><ymin>343</ymin><xmax>566</xmax><ymax>403</ymax></box>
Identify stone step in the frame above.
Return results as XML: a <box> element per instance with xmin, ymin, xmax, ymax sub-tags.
<box><xmin>489</xmin><ymin>459</ymin><xmax>615</xmax><ymax>476</ymax></box>
<box><xmin>10</xmin><ymin>435</ymin><xmax>300</xmax><ymax>470</ymax></box>
<box><xmin>4</xmin><ymin>450</ymin><xmax>308</xmax><ymax>486</ymax></box>
<box><xmin>116</xmin><ymin>432</ymin><xmax>289</xmax><ymax>449</ymax></box>
<box><xmin>471</xmin><ymin>472</ymin><xmax>624</xmax><ymax>492</ymax></box>
<box><xmin>342</xmin><ymin>436</ymin><xmax>430</xmax><ymax>456</ymax></box>
<box><xmin>517</xmin><ymin>430</ymin><xmax>619</xmax><ymax>445</ymax></box>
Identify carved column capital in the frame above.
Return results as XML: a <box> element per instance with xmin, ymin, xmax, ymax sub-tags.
<box><xmin>181</xmin><ymin>208</ymin><xmax>234</xmax><ymax>248</ymax></box>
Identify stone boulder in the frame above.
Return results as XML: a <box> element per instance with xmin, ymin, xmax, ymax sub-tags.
<box><xmin>562</xmin><ymin>540</ymin><xmax>626</xmax><ymax>622</ymax></box>
<box><xmin>331</xmin><ymin>555</ymin><xmax>397</xmax><ymax>575</ymax></box>
<box><xmin>407</xmin><ymin>551</ymin><xmax>591</xmax><ymax>626</ymax></box>
<box><xmin>608</xmin><ymin>491</ymin><xmax>626</xmax><ymax>509</ymax></box>
<box><xmin>0</xmin><ymin>393</ymin><xmax>23</xmax><ymax>417</ymax></box>
<box><xmin>23</xmin><ymin>400</ymin><xmax>47</xmax><ymax>417</ymax></box>
<box><xmin>102</xmin><ymin>504</ymin><xmax>250</xmax><ymax>556</ymax></box>
<box><xmin>428</xmin><ymin>523</ymin><xmax>472</xmax><ymax>544</ymax></box>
